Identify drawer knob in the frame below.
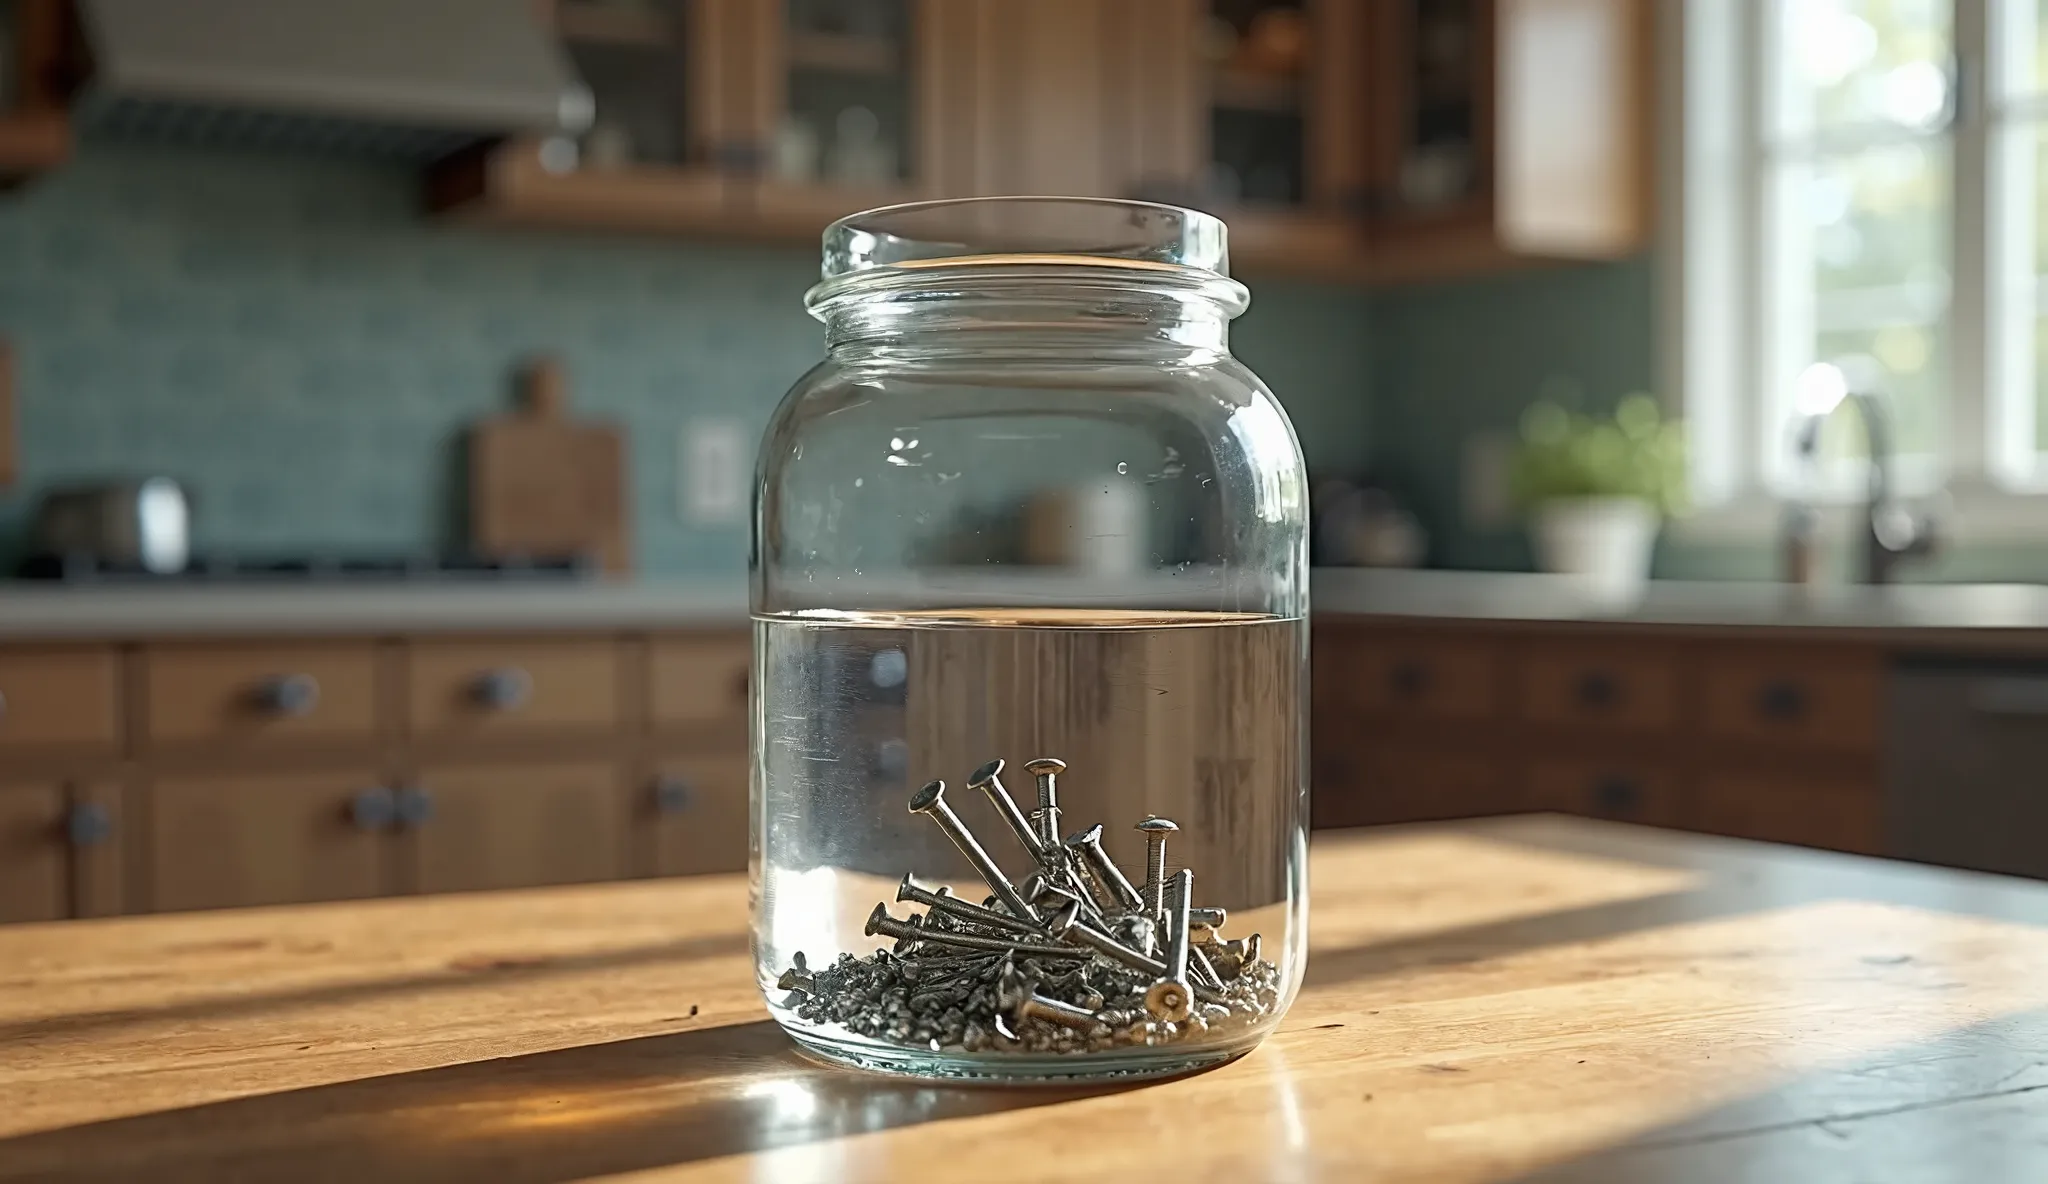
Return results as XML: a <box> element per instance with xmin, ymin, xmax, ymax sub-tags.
<box><xmin>65</xmin><ymin>802</ymin><xmax>114</xmax><ymax>847</ymax></box>
<box><xmin>653</xmin><ymin>775</ymin><xmax>693</xmax><ymax>814</ymax></box>
<box><xmin>1389</xmin><ymin>660</ymin><xmax>1430</xmax><ymax>698</ymax></box>
<box><xmin>1575</xmin><ymin>671</ymin><xmax>1621</xmax><ymax>709</ymax></box>
<box><xmin>470</xmin><ymin>668</ymin><xmax>534</xmax><ymax>712</ymax></box>
<box><xmin>1591</xmin><ymin>775</ymin><xmax>1641</xmax><ymax>818</ymax></box>
<box><xmin>394</xmin><ymin>786</ymin><xmax>436</xmax><ymax>829</ymax></box>
<box><xmin>254</xmin><ymin>673</ymin><xmax>320</xmax><ymax>717</ymax></box>
<box><xmin>348</xmin><ymin>786</ymin><xmax>397</xmax><ymax>832</ymax></box>
<box><xmin>1756</xmin><ymin>680</ymin><xmax>1808</xmax><ymax>721</ymax></box>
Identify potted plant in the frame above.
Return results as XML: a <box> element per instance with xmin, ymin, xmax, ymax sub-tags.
<box><xmin>1509</xmin><ymin>393</ymin><xmax>1685</xmax><ymax>595</ymax></box>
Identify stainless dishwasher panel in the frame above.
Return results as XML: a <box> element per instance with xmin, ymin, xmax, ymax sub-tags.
<box><xmin>1889</xmin><ymin>657</ymin><xmax>2048</xmax><ymax>880</ymax></box>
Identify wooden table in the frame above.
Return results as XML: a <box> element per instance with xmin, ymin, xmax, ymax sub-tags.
<box><xmin>6</xmin><ymin>816</ymin><xmax>2048</xmax><ymax>1182</ymax></box>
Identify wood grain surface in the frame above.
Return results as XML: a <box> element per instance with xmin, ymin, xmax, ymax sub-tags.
<box><xmin>6</xmin><ymin>816</ymin><xmax>2048</xmax><ymax>1182</ymax></box>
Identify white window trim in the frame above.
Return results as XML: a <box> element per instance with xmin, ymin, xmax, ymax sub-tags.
<box><xmin>1663</xmin><ymin>0</ymin><xmax>2048</xmax><ymax>545</ymax></box>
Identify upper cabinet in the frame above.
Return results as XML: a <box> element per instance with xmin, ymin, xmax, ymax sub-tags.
<box><xmin>431</xmin><ymin>0</ymin><xmax>1650</xmax><ymax>283</ymax></box>
<box><xmin>0</xmin><ymin>0</ymin><xmax>71</xmax><ymax>186</ymax></box>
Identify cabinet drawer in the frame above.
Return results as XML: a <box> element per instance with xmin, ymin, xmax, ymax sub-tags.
<box><xmin>1517</xmin><ymin>641</ymin><xmax>1680</xmax><ymax>732</ymax></box>
<box><xmin>406</xmin><ymin>761</ymin><xmax>625</xmax><ymax>894</ymax></box>
<box><xmin>643</xmin><ymin>754</ymin><xmax>749</xmax><ymax>876</ymax></box>
<box><xmin>1702</xmin><ymin>646</ymin><xmax>1881</xmax><ymax>753</ymax></box>
<box><xmin>408</xmin><ymin>639</ymin><xmax>621</xmax><ymax>739</ymax></box>
<box><xmin>1331</xmin><ymin>635</ymin><xmax>1501</xmax><ymax>722</ymax></box>
<box><xmin>650</xmin><ymin>635</ymin><xmax>751</xmax><ymax>731</ymax></box>
<box><xmin>1318</xmin><ymin>741</ymin><xmax>1511</xmax><ymax>828</ymax></box>
<box><xmin>1689</xmin><ymin>771</ymin><xmax>1880</xmax><ymax>855</ymax></box>
<box><xmin>0</xmin><ymin>646</ymin><xmax>120</xmax><ymax>754</ymax></box>
<box><xmin>144</xmin><ymin>642</ymin><xmax>377</xmax><ymax>748</ymax></box>
<box><xmin>1524</xmin><ymin>760</ymin><xmax>1683</xmax><ymax>828</ymax></box>
<box><xmin>147</xmin><ymin>770</ymin><xmax>387</xmax><ymax>912</ymax></box>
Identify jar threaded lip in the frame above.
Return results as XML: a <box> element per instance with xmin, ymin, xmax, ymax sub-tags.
<box><xmin>812</xmin><ymin>196</ymin><xmax>1240</xmax><ymax>304</ymax></box>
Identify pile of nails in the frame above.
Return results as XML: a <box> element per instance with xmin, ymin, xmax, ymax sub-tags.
<box><xmin>775</xmin><ymin>756</ymin><xmax>1279</xmax><ymax>1055</ymax></box>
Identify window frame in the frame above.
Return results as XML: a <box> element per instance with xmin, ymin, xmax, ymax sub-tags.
<box><xmin>1665</xmin><ymin>0</ymin><xmax>2048</xmax><ymax>543</ymax></box>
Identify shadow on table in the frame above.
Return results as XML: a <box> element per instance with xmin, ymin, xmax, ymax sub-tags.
<box><xmin>0</xmin><ymin>931</ymin><xmax>749</xmax><ymax>1047</ymax></box>
<box><xmin>0</xmin><ymin>1019</ymin><xmax>1138</xmax><ymax>1183</ymax></box>
<box><xmin>1507</xmin><ymin>1008</ymin><xmax>2048</xmax><ymax>1182</ymax></box>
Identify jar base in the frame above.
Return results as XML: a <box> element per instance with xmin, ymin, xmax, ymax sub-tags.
<box><xmin>780</xmin><ymin>1023</ymin><xmax>1258</xmax><ymax>1083</ymax></box>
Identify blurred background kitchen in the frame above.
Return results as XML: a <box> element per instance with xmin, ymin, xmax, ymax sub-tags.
<box><xmin>9</xmin><ymin>0</ymin><xmax>2048</xmax><ymax>926</ymax></box>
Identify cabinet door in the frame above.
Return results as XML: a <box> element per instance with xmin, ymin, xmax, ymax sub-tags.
<box><xmin>406</xmin><ymin>762</ymin><xmax>626</xmax><ymax>895</ymax></box>
<box><xmin>1524</xmin><ymin>760</ymin><xmax>1682</xmax><ymax>828</ymax></box>
<box><xmin>644</xmin><ymin>755</ymin><xmax>750</xmax><ymax>876</ymax></box>
<box><xmin>148</xmin><ymin>771</ymin><xmax>388</xmax><ymax>912</ymax></box>
<box><xmin>1318</xmin><ymin>741</ymin><xmax>1508</xmax><ymax>828</ymax></box>
<box><xmin>1689</xmin><ymin>772</ymin><xmax>1881</xmax><ymax>856</ymax></box>
<box><xmin>0</xmin><ymin>782</ymin><xmax>67</xmax><ymax>922</ymax></box>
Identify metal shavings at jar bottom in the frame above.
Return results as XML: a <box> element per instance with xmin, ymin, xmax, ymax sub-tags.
<box><xmin>773</xmin><ymin>756</ymin><xmax>1281</xmax><ymax>1056</ymax></box>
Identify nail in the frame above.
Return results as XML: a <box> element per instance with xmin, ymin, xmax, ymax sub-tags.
<box><xmin>1148</xmin><ymin>868</ymin><xmax>1194</xmax><ymax>1022</ymax></box>
<box><xmin>866</xmin><ymin>904</ymin><xmax>1085</xmax><ymax>960</ymax></box>
<box><xmin>896</xmin><ymin>874</ymin><xmax>1041</xmax><ymax>936</ymax></box>
<box><xmin>1044</xmin><ymin>900</ymin><xmax>1222</xmax><ymax>1005</ymax></box>
<box><xmin>1066</xmin><ymin>823</ymin><xmax>1144</xmax><ymax>912</ymax></box>
<box><xmin>1188</xmin><ymin>942</ymin><xmax>1224</xmax><ymax>991</ymax></box>
<box><xmin>1023</xmin><ymin>757</ymin><xmax>1067</xmax><ymax>849</ymax></box>
<box><xmin>1190</xmin><ymin>906</ymin><xmax>1227</xmax><ymax>929</ymax></box>
<box><xmin>908</xmin><ymin>779</ymin><xmax>1039</xmax><ymax>922</ymax></box>
<box><xmin>999</xmin><ymin>962</ymin><xmax>1108</xmax><ymax>1035</ymax></box>
<box><xmin>967</xmin><ymin>758</ymin><xmax>1047</xmax><ymax>861</ymax></box>
<box><xmin>1135</xmin><ymin>816</ymin><xmax>1180</xmax><ymax>922</ymax></box>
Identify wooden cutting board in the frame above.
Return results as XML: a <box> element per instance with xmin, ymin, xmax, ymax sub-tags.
<box><xmin>467</xmin><ymin>357</ymin><xmax>630</xmax><ymax>573</ymax></box>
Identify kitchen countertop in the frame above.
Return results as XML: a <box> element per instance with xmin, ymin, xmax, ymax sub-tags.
<box><xmin>6</xmin><ymin>567</ymin><xmax>2048</xmax><ymax>639</ymax></box>
<box><xmin>7</xmin><ymin>815</ymin><xmax>2048</xmax><ymax>1182</ymax></box>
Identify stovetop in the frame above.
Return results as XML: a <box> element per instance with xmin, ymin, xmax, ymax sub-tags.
<box><xmin>14</xmin><ymin>552</ymin><xmax>598</xmax><ymax>584</ymax></box>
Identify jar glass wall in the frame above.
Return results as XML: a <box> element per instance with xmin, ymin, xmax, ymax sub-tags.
<box><xmin>752</xmin><ymin>197</ymin><xmax>1308</xmax><ymax>1080</ymax></box>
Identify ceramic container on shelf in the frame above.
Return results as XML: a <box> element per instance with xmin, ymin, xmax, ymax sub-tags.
<box><xmin>750</xmin><ymin>197</ymin><xmax>1309</xmax><ymax>1081</ymax></box>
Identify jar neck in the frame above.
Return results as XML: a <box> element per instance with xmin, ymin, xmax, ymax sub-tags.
<box><xmin>810</xmin><ymin>264</ymin><xmax>1245</xmax><ymax>362</ymax></box>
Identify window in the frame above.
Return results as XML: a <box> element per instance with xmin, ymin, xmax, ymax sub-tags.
<box><xmin>1670</xmin><ymin>0</ymin><xmax>2048</xmax><ymax>534</ymax></box>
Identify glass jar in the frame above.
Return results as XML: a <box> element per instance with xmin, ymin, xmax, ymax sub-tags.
<box><xmin>752</xmin><ymin>197</ymin><xmax>1307</xmax><ymax>1081</ymax></box>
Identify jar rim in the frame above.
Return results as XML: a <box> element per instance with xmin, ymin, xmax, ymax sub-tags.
<box><xmin>817</xmin><ymin>196</ymin><xmax>1231</xmax><ymax>279</ymax></box>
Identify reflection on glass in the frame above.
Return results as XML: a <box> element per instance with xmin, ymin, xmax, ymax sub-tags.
<box><xmin>1777</xmin><ymin>0</ymin><xmax>1951</xmax><ymax>137</ymax></box>
<box><xmin>559</xmin><ymin>0</ymin><xmax>689</xmax><ymax>168</ymax></box>
<box><xmin>783</xmin><ymin>0</ymin><xmax>911</xmax><ymax>186</ymax></box>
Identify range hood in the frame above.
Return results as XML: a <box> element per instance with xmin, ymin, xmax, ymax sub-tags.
<box><xmin>74</xmin><ymin>0</ymin><xmax>592</xmax><ymax>160</ymax></box>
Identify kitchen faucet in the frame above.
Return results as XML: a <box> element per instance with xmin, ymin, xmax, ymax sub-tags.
<box><xmin>1784</xmin><ymin>361</ymin><xmax>1938</xmax><ymax>585</ymax></box>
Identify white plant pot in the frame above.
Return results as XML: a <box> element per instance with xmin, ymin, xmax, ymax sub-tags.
<box><xmin>1530</xmin><ymin>496</ymin><xmax>1660</xmax><ymax>597</ymax></box>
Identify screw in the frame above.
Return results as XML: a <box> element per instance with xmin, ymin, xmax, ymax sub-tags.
<box><xmin>896</xmin><ymin>874</ymin><xmax>1042</xmax><ymax>936</ymax></box>
<box><xmin>865</xmin><ymin>903</ymin><xmax>1087</xmax><ymax>961</ymax></box>
<box><xmin>1023</xmin><ymin>756</ymin><xmax>1066</xmax><ymax>848</ymax></box>
<box><xmin>998</xmin><ymin>962</ymin><xmax>1108</xmax><ymax>1035</ymax></box>
<box><xmin>1148</xmin><ymin>868</ymin><xmax>1195</xmax><ymax>1023</ymax></box>
<box><xmin>1065</xmin><ymin>823</ymin><xmax>1144</xmax><ymax>912</ymax></box>
<box><xmin>908</xmin><ymin>779</ymin><xmax>1039</xmax><ymax>922</ymax></box>
<box><xmin>967</xmin><ymin>758</ymin><xmax>1047</xmax><ymax>861</ymax></box>
<box><xmin>1136</xmin><ymin>816</ymin><xmax>1180</xmax><ymax>922</ymax></box>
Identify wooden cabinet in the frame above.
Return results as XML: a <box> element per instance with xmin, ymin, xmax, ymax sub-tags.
<box><xmin>407</xmin><ymin>638</ymin><xmax>622</xmax><ymax>742</ymax></box>
<box><xmin>1363</xmin><ymin>0</ymin><xmax>1650</xmax><ymax>281</ymax></box>
<box><xmin>147</xmin><ymin>770</ymin><xmax>388</xmax><ymax>912</ymax></box>
<box><xmin>405</xmin><ymin>761</ymin><xmax>626</xmax><ymax>894</ymax></box>
<box><xmin>643</xmin><ymin>754</ymin><xmax>750</xmax><ymax>876</ymax></box>
<box><xmin>1516</xmin><ymin>639</ymin><xmax>1678</xmax><ymax>733</ymax></box>
<box><xmin>431</xmin><ymin>0</ymin><xmax>1648</xmax><ymax>282</ymax></box>
<box><xmin>0</xmin><ymin>0</ymin><xmax>70</xmax><ymax>187</ymax></box>
<box><xmin>143</xmin><ymin>642</ymin><xmax>380</xmax><ymax>752</ymax></box>
<box><xmin>651</xmin><ymin>634</ymin><xmax>752</xmax><ymax>731</ymax></box>
<box><xmin>0</xmin><ymin>782</ymin><xmax>69</xmax><ymax>922</ymax></box>
<box><xmin>1701</xmin><ymin>645</ymin><xmax>1883</xmax><ymax>754</ymax></box>
<box><xmin>1315</xmin><ymin>619</ymin><xmax>1885</xmax><ymax>857</ymax></box>
<box><xmin>1524</xmin><ymin>759</ymin><xmax>1682</xmax><ymax>827</ymax></box>
<box><xmin>1689</xmin><ymin>771</ymin><xmax>1882</xmax><ymax>856</ymax></box>
<box><xmin>0</xmin><ymin>646</ymin><xmax>120</xmax><ymax>755</ymax></box>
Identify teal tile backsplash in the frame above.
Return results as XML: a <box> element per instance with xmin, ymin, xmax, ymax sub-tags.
<box><xmin>0</xmin><ymin>142</ymin><xmax>1373</xmax><ymax>574</ymax></box>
